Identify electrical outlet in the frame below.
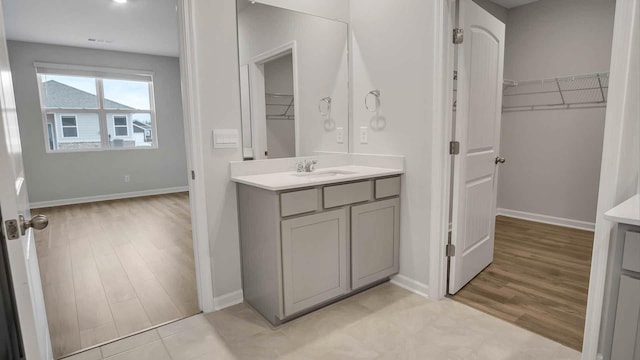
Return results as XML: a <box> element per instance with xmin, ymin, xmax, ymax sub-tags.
<box><xmin>336</xmin><ymin>127</ymin><xmax>344</xmax><ymax>144</ymax></box>
<box><xmin>359</xmin><ymin>126</ymin><xmax>368</xmax><ymax>144</ymax></box>
<box><xmin>124</xmin><ymin>175</ymin><xmax>130</xmax><ymax>183</ymax></box>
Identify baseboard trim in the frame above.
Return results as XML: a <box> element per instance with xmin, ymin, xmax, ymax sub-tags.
<box><xmin>30</xmin><ymin>186</ymin><xmax>189</xmax><ymax>209</ymax></box>
<box><xmin>390</xmin><ymin>274</ymin><xmax>430</xmax><ymax>299</ymax></box>
<box><xmin>213</xmin><ymin>289</ymin><xmax>244</xmax><ymax>311</ymax></box>
<box><xmin>497</xmin><ymin>208</ymin><xmax>595</xmax><ymax>231</ymax></box>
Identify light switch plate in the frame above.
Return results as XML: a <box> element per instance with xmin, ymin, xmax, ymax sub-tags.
<box><xmin>213</xmin><ymin>129</ymin><xmax>239</xmax><ymax>149</ymax></box>
<box><xmin>336</xmin><ymin>127</ymin><xmax>344</xmax><ymax>144</ymax></box>
<box><xmin>359</xmin><ymin>126</ymin><xmax>368</xmax><ymax>144</ymax></box>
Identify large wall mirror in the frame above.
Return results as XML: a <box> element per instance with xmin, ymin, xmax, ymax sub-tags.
<box><xmin>236</xmin><ymin>1</ymin><xmax>349</xmax><ymax>160</ymax></box>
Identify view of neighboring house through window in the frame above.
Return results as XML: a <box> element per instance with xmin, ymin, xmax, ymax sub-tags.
<box><xmin>36</xmin><ymin>63</ymin><xmax>157</xmax><ymax>152</ymax></box>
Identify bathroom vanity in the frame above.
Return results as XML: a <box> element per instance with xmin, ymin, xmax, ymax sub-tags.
<box><xmin>600</xmin><ymin>194</ymin><xmax>640</xmax><ymax>359</ymax></box>
<box><xmin>232</xmin><ymin>163</ymin><xmax>403</xmax><ymax>325</ymax></box>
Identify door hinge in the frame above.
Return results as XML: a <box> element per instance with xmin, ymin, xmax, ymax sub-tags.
<box><xmin>453</xmin><ymin>28</ymin><xmax>464</xmax><ymax>44</ymax></box>
<box><xmin>453</xmin><ymin>70</ymin><xmax>458</xmax><ymax>80</ymax></box>
<box><xmin>449</xmin><ymin>141</ymin><xmax>460</xmax><ymax>155</ymax></box>
<box><xmin>446</xmin><ymin>244</ymin><xmax>456</xmax><ymax>257</ymax></box>
<box><xmin>4</xmin><ymin>219</ymin><xmax>20</xmax><ymax>240</ymax></box>
<box><xmin>191</xmin><ymin>170</ymin><xmax>196</xmax><ymax>180</ymax></box>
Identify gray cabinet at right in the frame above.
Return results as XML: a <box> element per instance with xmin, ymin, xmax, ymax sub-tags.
<box><xmin>351</xmin><ymin>197</ymin><xmax>400</xmax><ymax>290</ymax></box>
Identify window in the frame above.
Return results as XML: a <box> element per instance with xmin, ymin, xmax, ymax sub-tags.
<box><xmin>36</xmin><ymin>63</ymin><xmax>157</xmax><ymax>152</ymax></box>
<box><xmin>61</xmin><ymin>115</ymin><xmax>78</xmax><ymax>138</ymax></box>
<box><xmin>113</xmin><ymin>116</ymin><xmax>129</xmax><ymax>137</ymax></box>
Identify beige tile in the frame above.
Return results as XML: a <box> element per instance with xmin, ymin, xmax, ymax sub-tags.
<box><xmin>157</xmin><ymin>314</ymin><xmax>212</xmax><ymax>339</ymax></box>
<box><xmin>80</xmin><ymin>322</ymin><xmax>118</xmax><ymax>349</ymax></box>
<box><xmin>205</xmin><ymin>304</ymin><xmax>273</xmax><ymax>344</ymax></box>
<box><xmin>161</xmin><ymin>327</ymin><xmax>230</xmax><ymax>360</ymax></box>
<box><xmin>110</xmin><ymin>298</ymin><xmax>152</xmax><ymax>336</ymax></box>
<box><xmin>63</xmin><ymin>348</ymin><xmax>102</xmax><ymax>360</ymax></box>
<box><xmin>100</xmin><ymin>329</ymin><xmax>160</xmax><ymax>358</ymax></box>
<box><xmin>128</xmin><ymin>277</ymin><xmax>182</xmax><ymax>325</ymax></box>
<box><xmin>103</xmin><ymin>340</ymin><xmax>169</xmax><ymax>360</ymax></box>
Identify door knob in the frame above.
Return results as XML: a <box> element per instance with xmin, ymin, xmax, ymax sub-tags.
<box><xmin>19</xmin><ymin>214</ymin><xmax>49</xmax><ymax>235</ymax></box>
<box><xmin>495</xmin><ymin>157</ymin><xmax>506</xmax><ymax>164</ymax></box>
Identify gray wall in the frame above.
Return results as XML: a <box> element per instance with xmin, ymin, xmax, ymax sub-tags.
<box><xmin>497</xmin><ymin>0</ymin><xmax>616</xmax><ymax>224</ymax></box>
<box><xmin>8</xmin><ymin>41</ymin><xmax>188</xmax><ymax>204</ymax></box>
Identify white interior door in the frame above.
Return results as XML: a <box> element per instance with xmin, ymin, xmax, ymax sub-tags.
<box><xmin>0</xmin><ymin>3</ymin><xmax>52</xmax><ymax>359</ymax></box>
<box><xmin>449</xmin><ymin>0</ymin><xmax>505</xmax><ymax>295</ymax></box>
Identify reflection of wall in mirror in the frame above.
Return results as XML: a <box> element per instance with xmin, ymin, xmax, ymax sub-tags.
<box><xmin>249</xmin><ymin>0</ymin><xmax>349</xmax><ymax>22</ymax></box>
<box><xmin>238</xmin><ymin>3</ymin><xmax>349</xmax><ymax>157</ymax></box>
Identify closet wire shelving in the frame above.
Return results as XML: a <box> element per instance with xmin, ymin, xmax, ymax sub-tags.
<box><xmin>502</xmin><ymin>72</ymin><xmax>609</xmax><ymax>112</ymax></box>
<box><xmin>265</xmin><ymin>93</ymin><xmax>295</xmax><ymax>120</ymax></box>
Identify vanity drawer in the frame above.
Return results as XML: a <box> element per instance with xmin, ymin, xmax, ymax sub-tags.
<box><xmin>623</xmin><ymin>231</ymin><xmax>640</xmax><ymax>272</ymax></box>
<box><xmin>324</xmin><ymin>181</ymin><xmax>372</xmax><ymax>208</ymax></box>
<box><xmin>375</xmin><ymin>177</ymin><xmax>401</xmax><ymax>199</ymax></box>
<box><xmin>280</xmin><ymin>189</ymin><xmax>319</xmax><ymax>217</ymax></box>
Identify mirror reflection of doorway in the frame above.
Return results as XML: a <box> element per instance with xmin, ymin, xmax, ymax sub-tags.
<box><xmin>263</xmin><ymin>53</ymin><xmax>296</xmax><ymax>159</ymax></box>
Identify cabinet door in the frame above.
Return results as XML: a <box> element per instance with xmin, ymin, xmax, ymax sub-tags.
<box><xmin>351</xmin><ymin>198</ymin><xmax>400</xmax><ymax>290</ymax></box>
<box><xmin>281</xmin><ymin>209</ymin><xmax>348</xmax><ymax>317</ymax></box>
<box><xmin>611</xmin><ymin>275</ymin><xmax>640</xmax><ymax>360</ymax></box>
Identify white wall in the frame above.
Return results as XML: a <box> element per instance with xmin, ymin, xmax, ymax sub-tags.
<box><xmin>254</xmin><ymin>0</ymin><xmax>349</xmax><ymax>22</ymax></box>
<box><xmin>189</xmin><ymin>0</ymin><xmax>244</xmax><ymax>301</ymax></box>
<box><xmin>238</xmin><ymin>3</ymin><xmax>349</xmax><ymax>156</ymax></box>
<box><xmin>351</xmin><ymin>0</ymin><xmax>438</xmax><ymax>291</ymax></box>
<box><xmin>497</xmin><ymin>0</ymin><xmax>616</xmax><ymax>224</ymax></box>
<box><xmin>8</xmin><ymin>41</ymin><xmax>188</xmax><ymax>204</ymax></box>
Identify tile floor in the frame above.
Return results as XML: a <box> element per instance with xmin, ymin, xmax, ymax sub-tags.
<box><xmin>34</xmin><ymin>193</ymin><xmax>198</xmax><ymax>358</ymax></box>
<box><xmin>63</xmin><ymin>283</ymin><xmax>581</xmax><ymax>360</ymax></box>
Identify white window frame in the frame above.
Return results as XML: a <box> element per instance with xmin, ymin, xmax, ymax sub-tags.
<box><xmin>35</xmin><ymin>62</ymin><xmax>159</xmax><ymax>153</ymax></box>
<box><xmin>59</xmin><ymin>115</ymin><xmax>79</xmax><ymax>139</ymax></box>
<box><xmin>112</xmin><ymin>115</ymin><xmax>129</xmax><ymax>138</ymax></box>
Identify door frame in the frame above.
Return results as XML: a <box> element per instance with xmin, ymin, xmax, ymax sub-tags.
<box><xmin>247</xmin><ymin>41</ymin><xmax>300</xmax><ymax>159</ymax></box>
<box><xmin>428</xmin><ymin>0</ymin><xmax>456</xmax><ymax>301</ymax></box>
<box><xmin>430</xmin><ymin>0</ymin><xmax>637</xmax><ymax>358</ymax></box>
<box><xmin>177</xmin><ymin>0</ymin><xmax>215</xmax><ymax>312</ymax></box>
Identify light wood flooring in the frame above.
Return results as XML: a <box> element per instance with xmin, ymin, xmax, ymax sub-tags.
<box><xmin>33</xmin><ymin>193</ymin><xmax>198</xmax><ymax>359</ymax></box>
<box><xmin>452</xmin><ymin>216</ymin><xmax>594</xmax><ymax>351</ymax></box>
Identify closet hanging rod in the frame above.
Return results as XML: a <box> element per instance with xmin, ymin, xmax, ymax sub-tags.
<box><xmin>503</xmin><ymin>72</ymin><xmax>609</xmax><ymax>87</ymax></box>
<box><xmin>265</xmin><ymin>93</ymin><xmax>294</xmax><ymax>97</ymax></box>
<box><xmin>503</xmin><ymin>86</ymin><xmax>605</xmax><ymax>97</ymax></box>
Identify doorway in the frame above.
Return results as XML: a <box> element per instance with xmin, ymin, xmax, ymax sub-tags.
<box><xmin>445</xmin><ymin>0</ymin><xmax>612</xmax><ymax>351</ymax></box>
<box><xmin>2</xmin><ymin>0</ymin><xmax>201</xmax><ymax>358</ymax></box>
<box><xmin>243</xmin><ymin>42</ymin><xmax>300</xmax><ymax>160</ymax></box>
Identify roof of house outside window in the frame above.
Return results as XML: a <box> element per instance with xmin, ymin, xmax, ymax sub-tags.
<box><xmin>42</xmin><ymin>80</ymin><xmax>134</xmax><ymax>110</ymax></box>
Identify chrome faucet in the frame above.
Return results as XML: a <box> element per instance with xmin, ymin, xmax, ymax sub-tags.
<box><xmin>296</xmin><ymin>160</ymin><xmax>317</xmax><ymax>173</ymax></box>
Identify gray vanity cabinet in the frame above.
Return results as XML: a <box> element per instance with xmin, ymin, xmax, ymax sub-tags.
<box><xmin>351</xmin><ymin>198</ymin><xmax>400</xmax><ymax>290</ymax></box>
<box><xmin>281</xmin><ymin>209</ymin><xmax>349</xmax><ymax>316</ymax></box>
<box><xmin>237</xmin><ymin>176</ymin><xmax>401</xmax><ymax>325</ymax></box>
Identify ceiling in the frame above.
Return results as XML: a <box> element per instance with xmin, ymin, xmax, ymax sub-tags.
<box><xmin>3</xmin><ymin>0</ymin><xmax>180</xmax><ymax>57</ymax></box>
<box><xmin>489</xmin><ymin>0</ymin><xmax>539</xmax><ymax>8</ymax></box>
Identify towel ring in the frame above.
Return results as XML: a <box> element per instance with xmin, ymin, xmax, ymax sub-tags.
<box><xmin>319</xmin><ymin>97</ymin><xmax>332</xmax><ymax>119</ymax></box>
<box><xmin>365</xmin><ymin>90</ymin><xmax>381</xmax><ymax>112</ymax></box>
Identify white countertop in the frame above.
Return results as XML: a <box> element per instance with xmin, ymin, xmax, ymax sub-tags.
<box><xmin>605</xmin><ymin>194</ymin><xmax>640</xmax><ymax>226</ymax></box>
<box><xmin>230</xmin><ymin>165</ymin><xmax>404</xmax><ymax>191</ymax></box>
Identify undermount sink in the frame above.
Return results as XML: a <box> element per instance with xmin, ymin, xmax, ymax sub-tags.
<box><xmin>292</xmin><ymin>170</ymin><xmax>358</xmax><ymax>178</ymax></box>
